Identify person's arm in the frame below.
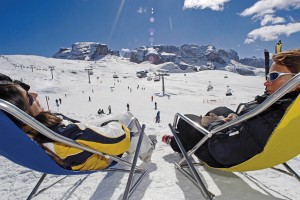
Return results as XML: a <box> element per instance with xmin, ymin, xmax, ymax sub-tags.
<box><xmin>207</xmin><ymin>100</ymin><xmax>291</xmax><ymax>167</ymax></box>
<box><xmin>54</xmin><ymin>121</ymin><xmax>131</xmax><ymax>156</ymax></box>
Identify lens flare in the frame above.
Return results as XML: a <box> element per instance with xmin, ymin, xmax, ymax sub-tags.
<box><xmin>149</xmin><ymin>37</ymin><xmax>155</xmax><ymax>43</ymax></box>
<box><xmin>148</xmin><ymin>28</ymin><xmax>155</xmax><ymax>35</ymax></box>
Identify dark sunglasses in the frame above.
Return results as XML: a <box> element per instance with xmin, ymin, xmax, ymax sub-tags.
<box><xmin>267</xmin><ymin>72</ymin><xmax>296</xmax><ymax>81</ymax></box>
<box><xmin>28</xmin><ymin>93</ymin><xmax>34</xmax><ymax>106</ymax></box>
<box><xmin>13</xmin><ymin>80</ymin><xmax>30</xmax><ymax>91</ymax></box>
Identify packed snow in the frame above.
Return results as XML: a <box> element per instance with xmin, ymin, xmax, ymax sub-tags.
<box><xmin>0</xmin><ymin>55</ymin><xmax>299</xmax><ymax>200</ymax></box>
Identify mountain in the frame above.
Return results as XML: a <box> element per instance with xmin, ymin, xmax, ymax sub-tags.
<box><xmin>53</xmin><ymin>42</ymin><xmax>266</xmax><ymax>76</ymax></box>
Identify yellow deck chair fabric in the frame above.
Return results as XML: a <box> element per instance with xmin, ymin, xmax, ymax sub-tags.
<box><xmin>217</xmin><ymin>94</ymin><xmax>300</xmax><ymax>172</ymax></box>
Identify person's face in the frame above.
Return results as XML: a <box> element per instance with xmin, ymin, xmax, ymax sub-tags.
<box><xmin>18</xmin><ymin>86</ymin><xmax>44</xmax><ymax>117</ymax></box>
<box><xmin>264</xmin><ymin>63</ymin><xmax>298</xmax><ymax>95</ymax></box>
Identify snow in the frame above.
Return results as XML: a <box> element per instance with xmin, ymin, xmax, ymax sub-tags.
<box><xmin>0</xmin><ymin>55</ymin><xmax>299</xmax><ymax>200</ymax></box>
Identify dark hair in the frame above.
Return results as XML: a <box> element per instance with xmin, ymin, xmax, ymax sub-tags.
<box><xmin>0</xmin><ymin>82</ymin><xmax>29</xmax><ymax>127</ymax></box>
<box><xmin>0</xmin><ymin>83</ymin><xmax>62</xmax><ymax>129</ymax></box>
<box><xmin>272</xmin><ymin>49</ymin><xmax>300</xmax><ymax>74</ymax></box>
<box><xmin>0</xmin><ymin>73</ymin><xmax>13</xmax><ymax>82</ymax></box>
<box><xmin>0</xmin><ymin>73</ymin><xmax>30</xmax><ymax>91</ymax></box>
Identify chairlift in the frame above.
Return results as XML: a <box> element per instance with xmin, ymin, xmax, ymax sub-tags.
<box><xmin>226</xmin><ymin>90</ymin><xmax>232</xmax><ymax>96</ymax></box>
<box><xmin>226</xmin><ymin>85</ymin><xmax>232</xmax><ymax>96</ymax></box>
<box><xmin>153</xmin><ymin>76</ymin><xmax>160</xmax><ymax>82</ymax></box>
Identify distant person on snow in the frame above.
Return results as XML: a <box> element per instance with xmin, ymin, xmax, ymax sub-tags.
<box><xmin>162</xmin><ymin>49</ymin><xmax>300</xmax><ymax>168</ymax></box>
<box><xmin>55</xmin><ymin>99</ymin><xmax>59</xmax><ymax>107</ymax></box>
<box><xmin>126</xmin><ymin>103</ymin><xmax>130</xmax><ymax>111</ymax></box>
<box><xmin>108</xmin><ymin>105</ymin><xmax>112</xmax><ymax>114</ymax></box>
<box><xmin>0</xmin><ymin>76</ymin><xmax>157</xmax><ymax>171</ymax></box>
<box><xmin>98</xmin><ymin>108</ymin><xmax>105</xmax><ymax>115</ymax></box>
<box><xmin>155</xmin><ymin>111</ymin><xmax>160</xmax><ymax>123</ymax></box>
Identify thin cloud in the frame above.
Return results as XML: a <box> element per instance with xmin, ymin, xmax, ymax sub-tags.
<box><xmin>183</xmin><ymin>0</ymin><xmax>230</xmax><ymax>11</ymax></box>
<box><xmin>240</xmin><ymin>0</ymin><xmax>300</xmax><ymax>17</ymax></box>
<box><xmin>244</xmin><ymin>23</ymin><xmax>300</xmax><ymax>44</ymax></box>
<box><xmin>289</xmin><ymin>16</ymin><xmax>296</xmax><ymax>22</ymax></box>
<box><xmin>260</xmin><ymin>14</ymin><xmax>285</xmax><ymax>26</ymax></box>
<box><xmin>241</xmin><ymin>0</ymin><xmax>300</xmax><ymax>43</ymax></box>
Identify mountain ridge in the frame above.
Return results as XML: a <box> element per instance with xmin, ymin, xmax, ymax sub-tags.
<box><xmin>52</xmin><ymin>42</ymin><xmax>266</xmax><ymax>76</ymax></box>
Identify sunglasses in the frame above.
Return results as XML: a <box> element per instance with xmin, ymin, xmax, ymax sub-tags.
<box><xmin>267</xmin><ymin>72</ymin><xmax>296</xmax><ymax>81</ymax></box>
<box><xmin>28</xmin><ymin>93</ymin><xmax>34</xmax><ymax>106</ymax></box>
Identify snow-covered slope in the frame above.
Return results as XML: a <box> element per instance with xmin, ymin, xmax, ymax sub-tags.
<box><xmin>0</xmin><ymin>55</ymin><xmax>299</xmax><ymax>200</ymax></box>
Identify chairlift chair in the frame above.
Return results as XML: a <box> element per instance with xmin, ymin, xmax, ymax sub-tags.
<box><xmin>169</xmin><ymin>73</ymin><xmax>300</xmax><ymax>199</ymax></box>
<box><xmin>0</xmin><ymin>100</ymin><xmax>148</xmax><ymax>200</ymax></box>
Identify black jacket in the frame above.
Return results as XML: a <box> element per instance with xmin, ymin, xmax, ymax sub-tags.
<box><xmin>207</xmin><ymin>91</ymin><xmax>299</xmax><ymax>167</ymax></box>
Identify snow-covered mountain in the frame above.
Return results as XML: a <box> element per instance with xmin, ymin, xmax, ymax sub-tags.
<box><xmin>52</xmin><ymin>42</ymin><xmax>266</xmax><ymax>76</ymax></box>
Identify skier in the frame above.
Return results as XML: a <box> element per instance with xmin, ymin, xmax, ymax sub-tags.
<box><xmin>155</xmin><ymin>111</ymin><xmax>160</xmax><ymax>123</ymax></box>
<box><xmin>154</xmin><ymin>102</ymin><xmax>157</xmax><ymax>110</ymax></box>
<box><xmin>108</xmin><ymin>105</ymin><xmax>112</xmax><ymax>114</ymax></box>
<box><xmin>55</xmin><ymin>99</ymin><xmax>59</xmax><ymax>107</ymax></box>
<box><xmin>127</xmin><ymin>103</ymin><xmax>130</xmax><ymax>111</ymax></box>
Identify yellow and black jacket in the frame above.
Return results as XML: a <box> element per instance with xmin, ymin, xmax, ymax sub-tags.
<box><xmin>23</xmin><ymin>116</ymin><xmax>130</xmax><ymax>171</ymax></box>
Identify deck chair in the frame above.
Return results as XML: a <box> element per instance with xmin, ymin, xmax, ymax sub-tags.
<box><xmin>168</xmin><ymin>73</ymin><xmax>300</xmax><ymax>200</ymax></box>
<box><xmin>0</xmin><ymin>100</ymin><xmax>148</xmax><ymax>200</ymax></box>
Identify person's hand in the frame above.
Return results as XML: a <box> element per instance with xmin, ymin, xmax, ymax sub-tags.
<box><xmin>223</xmin><ymin>113</ymin><xmax>237</xmax><ymax>122</ymax></box>
<box><xmin>200</xmin><ymin>113</ymin><xmax>224</xmax><ymax>128</ymax></box>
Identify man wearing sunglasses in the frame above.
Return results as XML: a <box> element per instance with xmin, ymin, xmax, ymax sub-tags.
<box><xmin>163</xmin><ymin>49</ymin><xmax>300</xmax><ymax>168</ymax></box>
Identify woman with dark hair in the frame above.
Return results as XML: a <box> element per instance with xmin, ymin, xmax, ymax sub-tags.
<box><xmin>0</xmin><ymin>81</ymin><xmax>156</xmax><ymax>171</ymax></box>
<box><xmin>163</xmin><ymin>49</ymin><xmax>300</xmax><ymax>168</ymax></box>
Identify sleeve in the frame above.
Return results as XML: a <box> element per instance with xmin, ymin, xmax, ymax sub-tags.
<box><xmin>55</xmin><ymin>121</ymin><xmax>131</xmax><ymax>156</ymax></box>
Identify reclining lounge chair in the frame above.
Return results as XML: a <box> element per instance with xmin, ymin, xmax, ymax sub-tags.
<box><xmin>0</xmin><ymin>100</ymin><xmax>148</xmax><ymax>200</ymax></box>
<box><xmin>169</xmin><ymin>73</ymin><xmax>300</xmax><ymax>200</ymax></box>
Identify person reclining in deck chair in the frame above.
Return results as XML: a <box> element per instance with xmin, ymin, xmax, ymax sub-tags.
<box><xmin>162</xmin><ymin>49</ymin><xmax>300</xmax><ymax>168</ymax></box>
<box><xmin>0</xmin><ymin>76</ymin><xmax>157</xmax><ymax>171</ymax></box>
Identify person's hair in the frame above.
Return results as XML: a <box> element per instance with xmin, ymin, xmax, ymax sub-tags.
<box><xmin>0</xmin><ymin>73</ymin><xmax>13</xmax><ymax>82</ymax></box>
<box><xmin>0</xmin><ymin>82</ymin><xmax>66</xmax><ymax>167</ymax></box>
<box><xmin>272</xmin><ymin>49</ymin><xmax>300</xmax><ymax>73</ymax></box>
<box><xmin>0</xmin><ymin>82</ymin><xmax>62</xmax><ymax>129</ymax></box>
<box><xmin>0</xmin><ymin>82</ymin><xmax>29</xmax><ymax>127</ymax></box>
<box><xmin>0</xmin><ymin>73</ymin><xmax>30</xmax><ymax>91</ymax></box>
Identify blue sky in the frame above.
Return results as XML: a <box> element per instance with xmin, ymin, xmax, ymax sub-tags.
<box><xmin>1</xmin><ymin>0</ymin><xmax>299</xmax><ymax>58</ymax></box>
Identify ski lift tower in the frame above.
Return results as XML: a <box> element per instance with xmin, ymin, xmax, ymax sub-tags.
<box><xmin>85</xmin><ymin>67</ymin><xmax>93</xmax><ymax>83</ymax></box>
<box><xmin>49</xmin><ymin>66</ymin><xmax>55</xmax><ymax>79</ymax></box>
<box><xmin>157</xmin><ymin>69</ymin><xmax>170</xmax><ymax>96</ymax></box>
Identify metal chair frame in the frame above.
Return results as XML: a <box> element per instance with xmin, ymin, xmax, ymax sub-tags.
<box><xmin>169</xmin><ymin>73</ymin><xmax>300</xmax><ymax>199</ymax></box>
<box><xmin>0</xmin><ymin>100</ymin><xmax>148</xmax><ymax>200</ymax></box>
